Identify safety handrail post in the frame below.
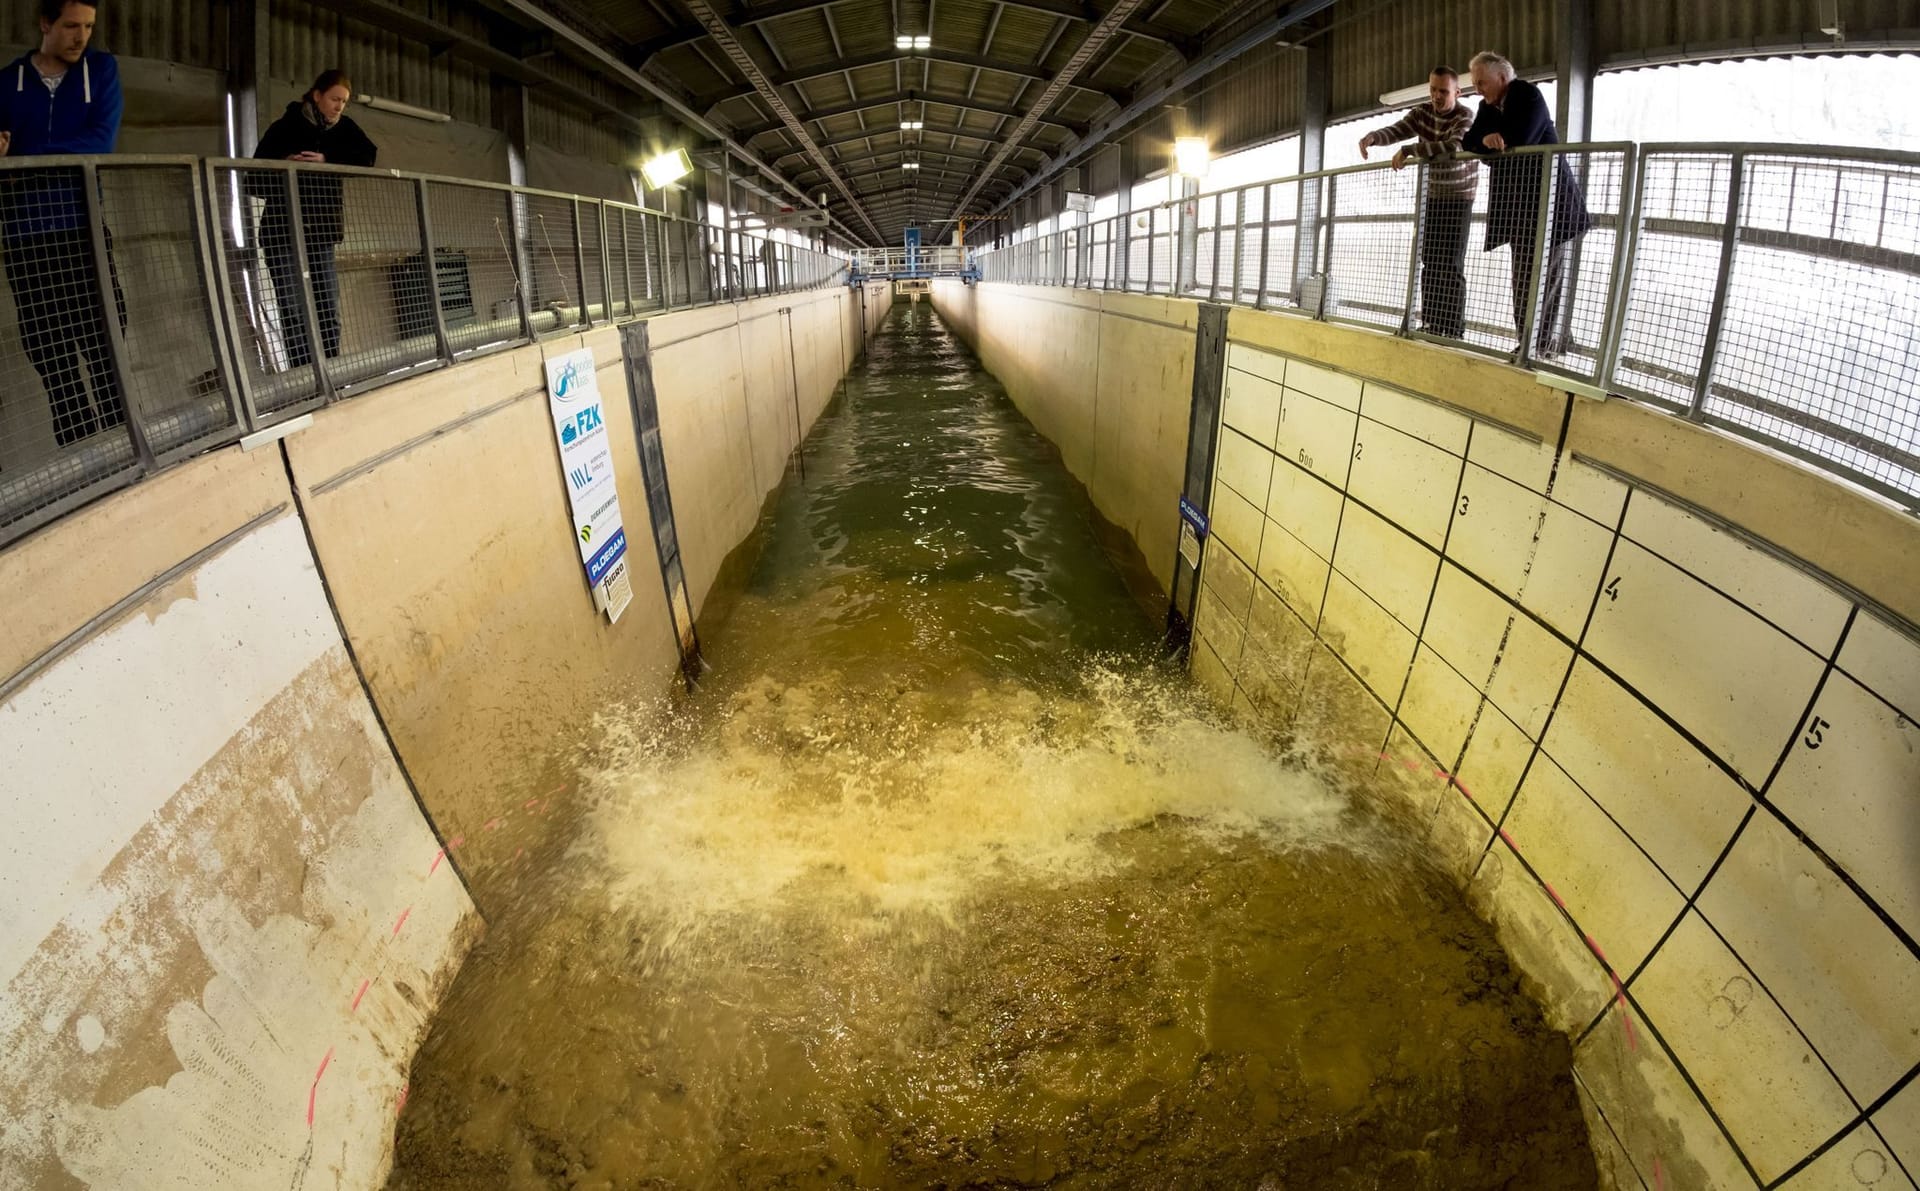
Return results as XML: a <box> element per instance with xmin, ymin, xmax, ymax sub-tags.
<box><xmin>79</xmin><ymin>162</ymin><xmax>156</xmax><ymax>471</ymax></box>
<box><xmin>1690</xmin><ymin>150</ymin><xmax>1748</xmax><ymax>420</ymax></box>
<box><xmin>414</xmin><ymin>177</ymin><xmax>454</xmax><ymax>363</ymax></box>
<box><xmin>1515</xmin><ymin>151</ymin><xmax>1557</xmax><ymax>367</ymax></box>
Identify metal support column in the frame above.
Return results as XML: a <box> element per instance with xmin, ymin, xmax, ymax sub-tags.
<box><xmin>1293</xmin><ymin>38</ymin><xmax>1330</xmax><ymax>297</ymax></box>
<box><xmin>1556</xmin><ymin>0</ymin><xmax>1595</xmax><ymax>145</ymax></box>
<box><xmin>1176</xmin><ymin>174</ymin><xmax>1200</xmax><ymax>296</ymax></box>
<box><xmin>225</xmin><ymin>0</ymin><xmax>268</xmax><ymax>155</ymax></box>
<box><xmin>719</xmin><ymin>155</ymin><xmax>736</xmax><ymax>301</ymax></box>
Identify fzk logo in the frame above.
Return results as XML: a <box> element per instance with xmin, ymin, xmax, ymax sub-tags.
<box><xmin>561</xmin><ymin>404</ymin><xmax>604</xmax><ymax>444</ymax></box>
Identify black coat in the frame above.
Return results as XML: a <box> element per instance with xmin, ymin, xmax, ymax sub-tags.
<box><xmin>248</xmin><ymin>100</ymin><xmax>379</xmax><ymax>247</ymax></box>
<box><xmin>1461</xmin><ymin>79</ymin><xmax>1591</xmax><ymax>251</ymax></box>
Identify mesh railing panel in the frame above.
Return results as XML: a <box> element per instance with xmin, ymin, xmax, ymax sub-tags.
<box><xmin>577</xmin><ymin>202</ymin><xmax>607</xmax><ymax>323</ymax></box>
<box><xmin>1325</xmin><ymin>165</ymin><xmax>1420</xmax><ymax>330</ymax></box>
<box><xmin>1528</xmin><ymin>148</ymin><xmax>1628</xmax><ymax>381</ymax></box>
<box><xmin>1612</xmin><ymin>151</ymin><xmax>1735</xmax><ymax>409</ymax></box>
<box><xmin>522</xmin><ymin>193</ymin><xmax>582</xmax><ymax>332</ymax></box>
<box><xmin>1706</xmin><ymin>152</ymin><xmax>1920</xmax><ymax>500</ymax></box>
<box><xmin>0</xmin><ymin>163</ymin><xmax>141</xmax><ymax>532</ymax></box>
<box><xmin>215</xmin><ymin>163</ymin><xmax>326</xmax><ymax>415</ymax></box>
<box><xmin>96</xmin><ymin>163</ymin><xmax>238</xmax><ymax>458</ymax></box>
<box><xmin>327</xmin><ymin>171</ymin><xmax>437</xmax><ymax>389</ymax></box>
<box><xmin>423</xmin><ymin>181</ymin><xmax>525</xmax><ymax>355</ymax></box>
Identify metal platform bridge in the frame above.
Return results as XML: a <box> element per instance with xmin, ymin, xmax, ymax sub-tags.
<box><xmin>847</xmin><ymin>246</ymin><xmax>980</xmax><ymax>283</ymax></box>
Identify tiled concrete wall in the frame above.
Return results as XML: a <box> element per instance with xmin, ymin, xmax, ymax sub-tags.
<box><xmin>1190</xmin><ymin>340</ymin><xmax>1920</xmax><ymax>1190</ymax></box>
<box><xmin>929</xmin><ymin>280</ymin><xmax>1196</xmax><ymax>592</ymax></box>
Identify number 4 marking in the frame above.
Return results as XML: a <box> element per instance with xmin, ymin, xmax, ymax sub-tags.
<box><xmin>1604</xmin><ymin>576</ymin><xmax>1622</xmax><ymax>602</ymax></box>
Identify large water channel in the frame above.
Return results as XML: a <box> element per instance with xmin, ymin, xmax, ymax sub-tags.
<box><xmin>388</xmin><ymin>303</ymin><xmax>1598</xmax><ymax>1188</ymax></box>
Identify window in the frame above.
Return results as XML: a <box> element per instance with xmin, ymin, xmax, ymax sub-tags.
<box><xmin>1092</xmin><ymin>192</ymin><xmax>1119</xmax><ymax>220</ymax></box>
<box><xmin>1130</xmin><ymin>175</ymin><xmax>1173</xmax><ymax>210</ymax></box>
<box><xmin>1593</xmin><ymin>54</ymin><xmax>1920</xmax><ymax>151</ymax></box>
<box><xmin>1202</xmin><ymin>135</ymin><xmax>1301</xmax><ymax>194</ymax></box>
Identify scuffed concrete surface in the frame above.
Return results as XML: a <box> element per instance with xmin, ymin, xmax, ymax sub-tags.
<box><xmin>2</xmin><ymin>572</ymin><xmax>478</xmax><ymax>1187</ymax></box>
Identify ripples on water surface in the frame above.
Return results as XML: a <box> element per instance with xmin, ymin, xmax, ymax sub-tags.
<box><xmin>390</xmin><ymin>304</ymin><xmax>1597</xmax><ymax>1189</ymax></box>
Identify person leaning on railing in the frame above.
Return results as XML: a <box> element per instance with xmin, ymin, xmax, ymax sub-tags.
<box><xmin>1463</xmin><ymin>51</ymin><xmax>1591</xmax><ymax>358</ymax></box>
<box><xmin>1358</xmin><ymin>65</ymin><xmax>1477</xmax><ymax>340</ymax></box>
<box><xmin>0</xmin><ymin>0</ymin><xmax>126</xmax><ymax>450</ymax></box>
<box><xmin>246</xmin><ymin>69</ymin><xmax>378</xmax><ymax>370</ymax></box>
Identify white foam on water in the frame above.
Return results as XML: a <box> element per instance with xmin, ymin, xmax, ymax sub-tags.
<box><xmin>571</xmin><ymin>662</ymin><xmax>1401</xmax><ymax>938</ymax></box>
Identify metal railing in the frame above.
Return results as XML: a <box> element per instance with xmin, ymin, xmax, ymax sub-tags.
<box><xmin>978</xmin><ymin>141</ymin><xmax>1920</xmax><ymax>510</ymax></box>
<box><xmin>0</xmin><ymin>156</ymin><xmax>850</xmax><ymax>548</ymax></box>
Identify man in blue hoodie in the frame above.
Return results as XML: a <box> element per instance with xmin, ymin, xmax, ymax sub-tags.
<box><xmin>0</xmin><ymin>0</ymin><xmax>125</xmax><ymax>448</ymax></box>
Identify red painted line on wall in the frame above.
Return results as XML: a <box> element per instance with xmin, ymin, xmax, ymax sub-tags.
<box><xmin>396</xmin><ymin>1083</ymin><xmax>409</xmax><ymax>1116</ymax></box>
<box><xmin>1541</xmin><ymin>881</ymin><xmax>1567</xmax><ymax>911</ymax></box>
<box><xmin>1451</xmin><ymin>778</ymin><xmax>1478</xmax><ymax>804</ymax></box>
<box><xmin>428</xmin><ymin>847</ymin><xmax>447</xmax><ymax>876</ymax></box>
<box><xmin>1653</xmin><ymin>1156</ymin><xmax>1667</xmax><ymax>1189</ymax></box>
<box><xmin>483</xmin><ymin>817</ymin><xmax>502</xmax><ymax>831</ymax></box>
<box><xmin>306</xmin><ymin>1048</ymin><xmax>333</xmax><ymax>1128</ymax></box>
<box><xmin>1496</xmin><ymin>827</ymin><xmax>1518</xmax><ymax>850</ymax></box>
<box><xmin>350</xmin><ymin>978</ymin><xmax>371</xmax><ymax>1013</ymax></box>
<box><xmin>391</xmin><ymin>906</ymin><xmax>412</xmax><ymax>937</ymax></box>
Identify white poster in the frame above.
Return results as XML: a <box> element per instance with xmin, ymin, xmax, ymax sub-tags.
<box><xmin>545</xmin><ymin>348</ymin><xmax>632</xmax><ymax>622</ymax></box>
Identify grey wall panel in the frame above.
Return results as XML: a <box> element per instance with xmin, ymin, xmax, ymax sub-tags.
<box><xmin>1198</xmin><ymin>42</ymin><xmax>1305</xmax><ymax>157</ymax></box>
<box><xmin>1596</xmin><ymin>0</ymin><xmax>1920</xmax><ymax>61</ymax></box>
<box><xmin>1326</xmin><ymin>0</ymin><xmax>1555</xmax><ymax>118</ymax></box>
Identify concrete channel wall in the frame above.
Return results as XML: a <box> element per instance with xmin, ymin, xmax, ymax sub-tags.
<box><xmin>932</xmin><ymin>279</ymin><xmax>1920</xmax><ymax>1191</ymax></box>
<box><xmin>0</xmin><ymin>281</ymin><xmax>887</xmax><ymax>1188</ymax></box>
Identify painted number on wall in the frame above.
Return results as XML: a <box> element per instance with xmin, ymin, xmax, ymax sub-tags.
<box><xmin>1804</xmin><ymin>715</ymin><xmax>1832</xmax><ymax>750</ymax></box>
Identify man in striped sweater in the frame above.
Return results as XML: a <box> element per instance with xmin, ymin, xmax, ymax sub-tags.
<box><xmin>1358</xmin><ymin>66</ymin><xmax>1477</xmax><ymax>339</ymax></box>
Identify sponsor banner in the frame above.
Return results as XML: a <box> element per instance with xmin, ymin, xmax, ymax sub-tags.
<box><xmin>545</xmin><ymin>348</ymin><xmax>630</xmax><ymax>620</ymax></box>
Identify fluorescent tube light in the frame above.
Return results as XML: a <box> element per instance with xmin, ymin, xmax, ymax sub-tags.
<box><xmin>357</xmin><ymin>94</ymin><xmax>452</xmax><ymax>123</ymax></box>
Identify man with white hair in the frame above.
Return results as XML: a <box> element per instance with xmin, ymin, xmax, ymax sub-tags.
<box><xmin>1463</xmin><ymin>51</ymin><xmax>1591</xmax><ymax>357</ymax></box>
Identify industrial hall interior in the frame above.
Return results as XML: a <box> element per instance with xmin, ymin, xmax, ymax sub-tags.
<box><xmin>2</xmin><ymin>0</ymin><xmax>1919</xmax><ymax>1186</ymax></box>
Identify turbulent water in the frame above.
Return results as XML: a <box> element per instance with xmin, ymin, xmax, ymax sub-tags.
<box><xmin>388</xmin><ymin>303</ymin><xmax>1597</xmax><ymax>1189</ymax></box>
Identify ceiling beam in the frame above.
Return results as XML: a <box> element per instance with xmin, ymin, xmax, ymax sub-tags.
<box><xmin>672</xmin><ymin>0</ymin><xmax>886</xmax><ymax>242</ymax></box>
<box><xmin>987</xmin><ymin>0</ymin><xmax>1344</xmax><ymax>216</ymax></box>
<box><xmin>719</xmin><ymin>50</ymin><xmax>1124</xmax><ymax>103</ymax></box>
<box><xmin>774</xmin><ymin>122</ymin><xmax>1048</xmax><ymax>159</ymax></box>
<box><xmin>731</xmin><ymin>0</ymin><xmax>1196</xmax><ymax>57</ymax></box>
<box><xmin>947</xmin><ymin>0</ymin><xmax>1151</xmax><ymax>220</ymax></box>
<box><xmin>485</xmin><ymin>0</ymin><xmax>874</xmax><ymax>245</ymax></box>
<box><xmin>733</xmin><ymin>90</ymin><xmax>1087</xmax><ymax>138</ymax></box>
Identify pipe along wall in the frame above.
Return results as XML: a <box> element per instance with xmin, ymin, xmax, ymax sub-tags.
<box><xmin>930</xmin><ymin>279</ymin><xmax>1920</xmax><ymax>1191</ymax></box>
<box><xmin>0</xmin><ymin>281</ymin><xmax>892</xmax><ymax>1187</ymax></box>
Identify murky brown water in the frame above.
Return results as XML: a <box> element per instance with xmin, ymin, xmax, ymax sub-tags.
<box><xmin>388</xmin><ymin>303</ymin><xmax>1597</xmax><ymax>1189</ymax></box>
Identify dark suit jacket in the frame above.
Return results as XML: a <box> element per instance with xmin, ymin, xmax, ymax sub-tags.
<box><xmin>1461</xmin><ymin>79</ymin><xmax>1592</xmax><ymax>251</ymax></box>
